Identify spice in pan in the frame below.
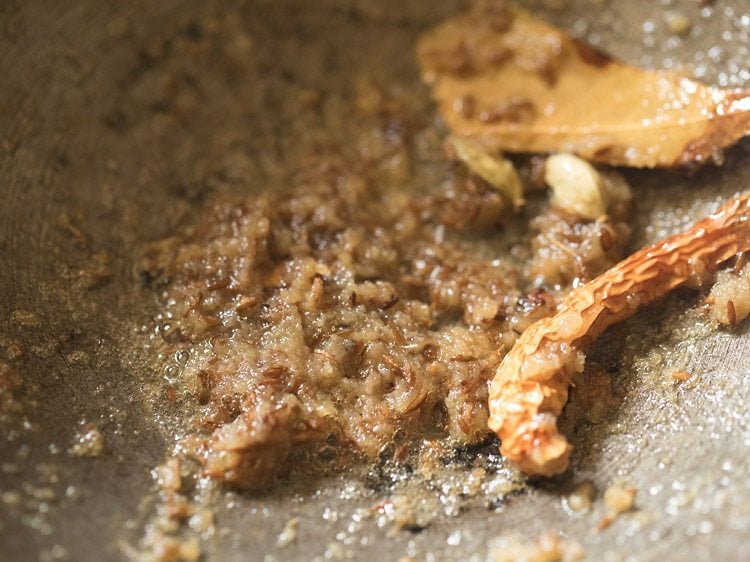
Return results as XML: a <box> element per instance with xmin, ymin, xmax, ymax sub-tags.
<box><xmin>140</xmin><ymin>148</ymin><xmax>633</xmax><ymax>488</ymax></box>
<box><xmin>418</xmin><ymin>2</ymin><xmax>750</xmax><ymax>168</ymax></box>
<box><xmin>489</xmin><ymin>191</ymin><xmax>750</xmax><ymax>476</ymax></box>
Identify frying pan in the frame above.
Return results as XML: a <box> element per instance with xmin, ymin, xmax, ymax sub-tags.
<box><xmin>1</xmin><ymin>0</ymin><xmax>748</xmax><ymax>560</ymax></box>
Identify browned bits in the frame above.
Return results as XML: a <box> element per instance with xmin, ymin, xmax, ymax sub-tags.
<box><xmin>670</xmin><ymin>371</ymin><xmax>692</xmax><ymax>382</ymax></box>
<box><xmin>598</xmin><ymin>222</ymin><xmax>615</xmax><ymax>252</ymax></box>
<box><xmin>140</xmin><ymin>29</ymin><xmax>637</xmax><ymax>488</ymax></box>
<box><xmin>708</xmin><ymin>261</ymin><xmax>750</xmax><ymax>327</ymax></box>
<box><xmin>196</xmin><ymin>370</ymin><xmax>214</xmax><ymax>404</ymax></box>
<box><xmin>478</xmin><ymin>97</ymin><xmax>536</xmax><ymax>124</ymax></box>
<box><xmin>207</xmin><ymin>277</ymin><xmax>231</xmax><ymax>291</ymax></box>
<box><xmin>402</xmin><ymin>391</ymin><xmax>429</xmax><ymax>415</ymax></box>
<box><xmin>489</xmin><ymin>192</ymin><xmax>750</xmax><ymax>476</ymax></box>
<box><xmin>309</xmin><ymin>275</ymin><xmax>325</xmax><ymax>308</ymax></box>
<box><xmin>142</xmin><ymin>160</ymin><xmax>543</xmax><ymax>487</ymax></box>
<box><xmin>727</xmin><ymin>299</ymin><xmax>737</xmax><ymax>327</ymax></box>
<box><xmin>235</xmin><ymin>295</ymin><xmax>258</xmax><ymax>312</ymax></box>
<box><xmin>165</xmin><ymin>386</ymin><xmax>177</xmax><ymax>403</ymax></box>
<box><xmin>258</xmin><ymin>366</ymin><xmax>289</xmax><ymax>390</ymax></box>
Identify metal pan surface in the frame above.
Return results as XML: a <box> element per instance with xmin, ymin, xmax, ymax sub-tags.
<box><xmin>1</xmin><ymin>1</ymin><xmax>748</xmax><ymax>560</ymax></box>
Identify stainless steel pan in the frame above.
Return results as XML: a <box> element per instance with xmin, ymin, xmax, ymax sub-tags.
<box><xmin>1</xmin><ymin>1</ymin><xmax>748</xmax><ymax>560</ymax></box>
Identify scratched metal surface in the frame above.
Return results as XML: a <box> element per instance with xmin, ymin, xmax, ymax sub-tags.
<box><xmin>0</xmin><ymin>1</ymin><xmax>748</xmax><ymax>560</ymax></box>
